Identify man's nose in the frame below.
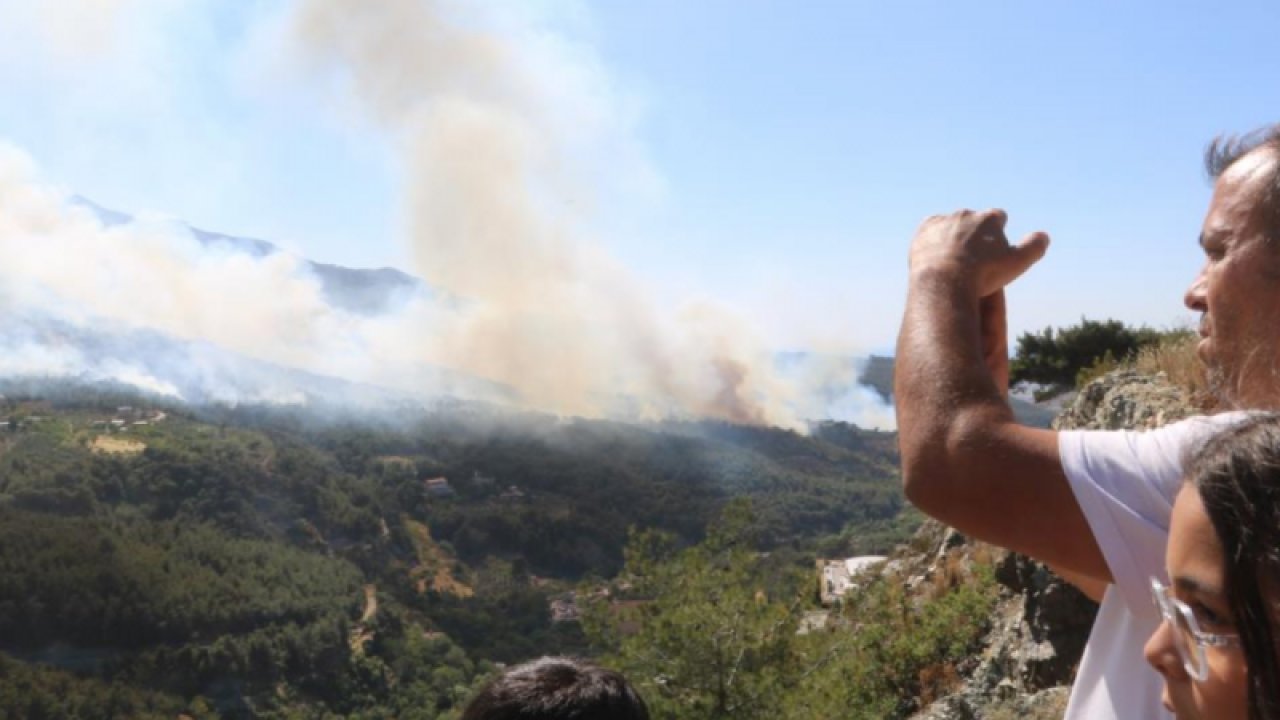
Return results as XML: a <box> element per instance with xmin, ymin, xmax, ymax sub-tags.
<box><xmin>1185</xmin><ymin>270</ymin><xmax>1208</xmax><ymax>313</ymax></box>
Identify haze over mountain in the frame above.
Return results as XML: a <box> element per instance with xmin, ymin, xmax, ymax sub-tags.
<box><xmin>1</xmin><ymin>194</ymin><xmax>507</xmax><ymax>411</ymax></box>
<box><xmin>74</xmin><ymin>196</ymin><xmax>427</xmax><ymax>318</ymax></box>
<box><xmin>857</xmin><ymin>355</ymin><xmax>1057</xmax><ymax>429</ymax></box>
<box><xmin>1</xmin><ymin>185</ymin><xmax>894</xmax><ymax>428</ymax></box>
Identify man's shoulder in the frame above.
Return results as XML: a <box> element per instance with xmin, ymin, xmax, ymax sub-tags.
<box><xmin>1059</xmin><ymin>412</ymin><xmax>1249</xmax><ymax>608</ymax></box>
<box><xmin>1062</xmin><ymin>411</ymin><xmax>1248</xmax><ymax>465</ymax></box>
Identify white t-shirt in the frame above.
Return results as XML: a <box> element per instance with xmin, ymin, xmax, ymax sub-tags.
<box><xmin>1059</xmin><ymin>414</ymin><xmax>1244</xmax><ymax>720</ymax></box>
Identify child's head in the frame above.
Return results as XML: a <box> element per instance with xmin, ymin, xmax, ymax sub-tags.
<box><xmin>460</xmin><ymin>656</ymin><xmax>650</xmax><ymax>720</ymax></box>
<box><xmin>1146</xmin><ymin>414</ymin><xmax>1280</xmax><ymax>720</ymax></box>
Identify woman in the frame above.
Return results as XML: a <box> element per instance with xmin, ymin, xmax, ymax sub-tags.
<box><xmin>1145</xmin><ymin>413</ymin><xmax>1280</xmax><ymax>719</ymax></box>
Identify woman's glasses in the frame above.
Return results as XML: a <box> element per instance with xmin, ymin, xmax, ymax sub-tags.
<box><xmin>1149</xmin><ymin>577</ymin><xmax>1241</xmax><ymax>682</ymax></box>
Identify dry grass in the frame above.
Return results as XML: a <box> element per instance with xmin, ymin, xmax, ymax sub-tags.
<box><xmin>374</xmin><ymin>455</ymin><xmax>418</xmax><ymax>468</ymax></box>
<box><xmin>90</xmin><ymin>435</ymin><xmax>147</xmax><ymax>455</ymax></box>
<box><xmin>923</xmin><ymin>542</ymin><xmax>1001</xmax><ymax>601</ymax></box>
<box><xmin>917</xmin><ymin>662</ymin><xmax>962</xmax><ymax>707</ymax></box>
<box><xmin>1130</xmin><ymin>334</ymin><xmax>1220</xmax><ymax>412</ymax></box>
<box><xmin>983</xmin><ymin>689</ymin><xmax>1071</xmax><ymax>720</ymax></box>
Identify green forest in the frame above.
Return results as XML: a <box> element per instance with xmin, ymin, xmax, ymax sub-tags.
<box><xmin>0</xmin><ymin>381</ymin><xmax>927</xmax><ymax>718</ymax></box>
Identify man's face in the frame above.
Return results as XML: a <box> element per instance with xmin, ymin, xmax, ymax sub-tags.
<box><xmin>1185</xmin><ymin>148</ymin><xmax>1280</xmax><ymax>408</ymax></box>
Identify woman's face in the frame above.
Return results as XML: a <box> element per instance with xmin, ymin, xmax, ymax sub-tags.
<box><xmin>1144</xmin><ymin>485</ymin><xmax>1249</xmax><ymax>719</ymax></box>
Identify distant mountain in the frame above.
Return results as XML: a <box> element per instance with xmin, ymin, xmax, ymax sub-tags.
<box><xmin>0</xmin><ymin>197</ymin><xmax>513</xmax><ymax>410</ymax></box>
<box><xmin>72</xmin><ymin>196</ymin><xmax>428</xmax><ymax>316</ymax></box>
<box><xmin>857</xmin><ymin>355</ymin><xmax>1057</xmax><ymax>429</ymax></box>
<box><xmin>857</xmin><ymin>355</ymin><xmax>895</xmax><ymax>402</ymax></box>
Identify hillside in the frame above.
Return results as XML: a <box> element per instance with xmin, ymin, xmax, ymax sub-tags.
<box><xmin>858</xmin><ymin>355</ymin><xmax>1058</xmax><ymax>428</ymax></box>
<box><xmin>0</xmin><ymin>381</ymin><xmax>908</xmax><ymax>718</ymax></box>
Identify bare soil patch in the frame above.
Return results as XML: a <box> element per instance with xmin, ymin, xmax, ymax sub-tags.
<box><xmin>404</xmin><ymin>516</ymin><xmax>474</xmax><ymax>598</ymax></box>
<box><xmin>91</xmin><ymin>435</ymin><xmax>146</xmax><ymax>455</ymax></box>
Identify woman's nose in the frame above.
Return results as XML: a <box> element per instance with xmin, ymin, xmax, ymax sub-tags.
<box><xmin>1144</xmin><ymin>618</ymin><xmax>1188</xmax><ymax>680</ymax></box>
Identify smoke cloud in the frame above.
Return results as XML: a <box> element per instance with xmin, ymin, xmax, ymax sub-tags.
<box><xmin>0</xmin><ymin>0</ymin><xmax>895</xmax><ymax>431</ymax></box>
<box><xmin>282</xmin><ymin>0</ymin><xmax>818</xmax><ymax>428</ymax></box>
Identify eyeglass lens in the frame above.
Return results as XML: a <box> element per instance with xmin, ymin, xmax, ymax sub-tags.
<box><xmin>1170</xmin><ymin>607</ymin><xmax>1204</xmax><ymax>679</ymax></box>
<box><xmin>1152</xmin><ymin>579</ymin><xmax>1206</xmax><ymax>680</ymax></box>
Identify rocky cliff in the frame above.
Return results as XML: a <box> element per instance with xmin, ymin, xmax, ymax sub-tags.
<box><xmin>903</xmin><ymin>369</ymin><xmax>1196</xmax><ymax>719</ymax></box>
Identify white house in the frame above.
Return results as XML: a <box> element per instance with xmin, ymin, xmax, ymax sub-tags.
<box><xmin>819</xmin><ymin>555</ymin><xmax>887</xmax><ymax>606</ymax></box>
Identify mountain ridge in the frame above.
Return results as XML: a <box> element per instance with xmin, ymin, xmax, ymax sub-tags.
<box><xmin>857</xmin><ymin>355</ymin><xmax>1057</xmax><ymax>428</ymax></box>
<box><xmin>72</xmin><ymin>195</ymin><xmax>426</xmax><ymax>317</ymax></box>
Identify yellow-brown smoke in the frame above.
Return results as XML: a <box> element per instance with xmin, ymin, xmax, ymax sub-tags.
<box><xmin>287</xmin><ymin>0</ymin><xmax>806</xmax><ymax>427</ymax></box>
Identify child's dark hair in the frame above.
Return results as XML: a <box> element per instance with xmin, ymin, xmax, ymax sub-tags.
<box><xmin>1186</xmin><ymin>413</ymin><xmax>1280</xmax><ymax>720</ymax></box>
<box><xmin>460</xmin><ymin>656</ymin><xmax>650</xmax><ymax>720</ymax></box>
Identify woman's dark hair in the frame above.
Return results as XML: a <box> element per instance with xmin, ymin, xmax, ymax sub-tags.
<box><xmin>1186</xmin><ymin>413</ymin><xmax>1280</xmax><ymax>720</ymax></box>
<box><xmin>460</xmin><ymin>656</ymin><xmax>650</xmax><ymax>720</ymax></box>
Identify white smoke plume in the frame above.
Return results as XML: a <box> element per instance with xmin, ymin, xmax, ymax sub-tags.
<box><xmin>0</xmin><ymin>0</ymin><xmax>896</xmax><ymax>431</ymax></box>
<box><xmin>0</xmin><ymin>143</ymin><xmax>441</xmax><ymax>402</ymax></box>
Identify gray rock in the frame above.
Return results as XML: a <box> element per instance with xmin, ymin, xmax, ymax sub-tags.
<box><xmin>1053</xmin><ymin>369</ymin><xmax>1193</xmax><ymax>431</ymax></box>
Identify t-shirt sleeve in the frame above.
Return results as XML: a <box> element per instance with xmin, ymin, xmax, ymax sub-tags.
<box><xmin>1058</xmin><ymin>414</ymin><xmax>1245</xmax><ymax>613</ymax></box>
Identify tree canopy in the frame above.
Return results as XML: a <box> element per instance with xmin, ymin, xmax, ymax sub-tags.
<box><xmin>0</xmin><ymin>383</ymin><xmax>914</xmax><ymax>717</ymax></box>
<box><xmin>1010</xmin><ymin>318</ymin><xmax>1189</xmax><ymax>394</ymax></box>
<box><xmin>586</xmin><ymin>502</ymin><xmax>999</xmax><ymax>720</ymax></box>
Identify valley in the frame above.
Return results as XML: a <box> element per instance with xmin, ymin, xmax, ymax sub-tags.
<box><xmin>0</xmin><ymin>381</ymin><xmax>910</xmax><ymax>718</ymax></box>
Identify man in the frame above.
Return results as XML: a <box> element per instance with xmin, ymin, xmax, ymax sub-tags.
<box><xmin>895</xmin><ymin>124</ymin><xmax>1280</xmax><ymax>718</ymax></box>
<box><xmin>460</xmin><ymin>656</ymin><xmax>650</xmax><ymax>720</ymax></box>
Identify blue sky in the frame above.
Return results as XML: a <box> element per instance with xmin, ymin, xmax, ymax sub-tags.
<box><xmin>1</xmin><ymin>0</ymin><xmax>1277</xmax><ymax>355</ymax></box>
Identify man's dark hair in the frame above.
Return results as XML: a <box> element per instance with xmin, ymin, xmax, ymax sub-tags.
<box><xmin>460</xmin><ymin>657</ymin><xmax>650</xmax><ymax>720</ymax></box>
<box><xmin>1186</xmin><ymin>413</ymin><xmax>1280</xmax><ymax>720</ymax></box>
<box><xmin>1206</xmin><ymin>124</ymin><xmax>1280</xmax><ymax>237</ymax></box>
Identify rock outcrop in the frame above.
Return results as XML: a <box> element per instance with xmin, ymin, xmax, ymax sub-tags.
<box><xmin>1052</xmin><ymin>369</ymin><xmax>1195</xmax><ymax>431</ymax></box>
<box><xmin>907</xmin><ymin>369</ymin><xmax>1196</xmax><ymax>718</ymax></box>
<box><xmin>901</xmin><ymin>523</ymin><xmax>1093</xmax><ymax>720</ymax></box>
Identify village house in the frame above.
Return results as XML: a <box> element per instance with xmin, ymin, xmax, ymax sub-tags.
<box><xmin>818</xmin><ymin>555</ymin><xmax>887</xmax><ymax>606</ymax></box>
<box><xmin>549</xmin><ymin>593</ymin><xmax>581</xmax><ymax>624</ymax></box>
<box><xmin>423</xmin><ymin>476</ymin><xmax>455</xmax><ymax>498</ymax></box>
<box><xmin>498</xmin><ymin>485</ymin><xmax>526</xmax><ymax>502</ymax></box>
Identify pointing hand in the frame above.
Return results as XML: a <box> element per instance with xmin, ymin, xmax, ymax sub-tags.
<box><xmin>908</xmin><ymin>209</ymin><xmax>1050</xmax><ymax>299</ymax></box>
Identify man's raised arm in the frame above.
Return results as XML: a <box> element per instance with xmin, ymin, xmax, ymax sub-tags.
<box><xmin>894</xmin><ymin>209</ymin><xmax>1110</xmax><ymax>582</ymax></box>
